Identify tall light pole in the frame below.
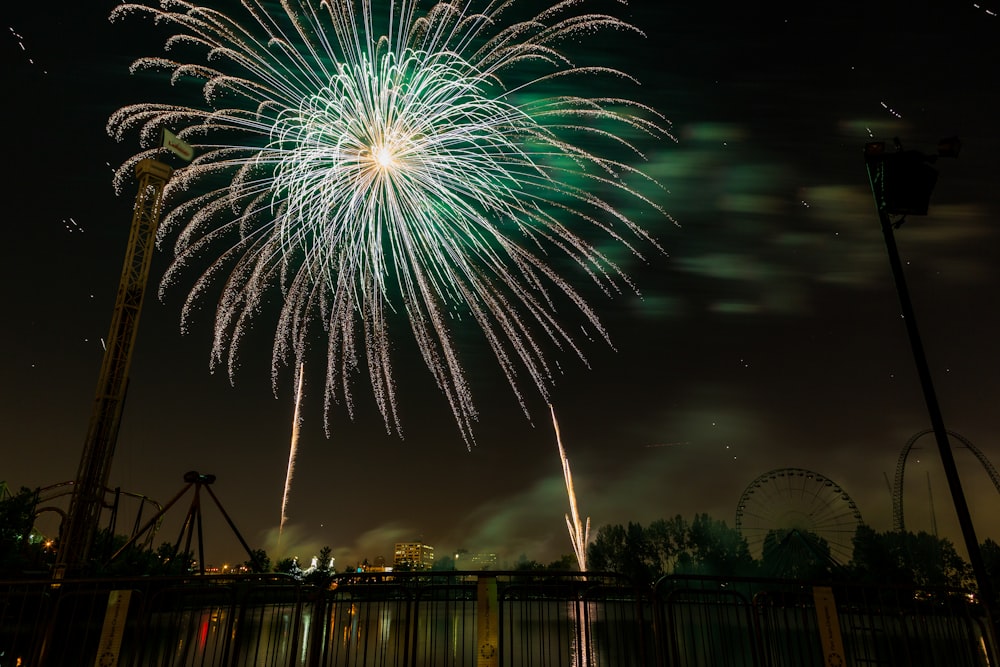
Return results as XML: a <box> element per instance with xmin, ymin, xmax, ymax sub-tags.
<box><xmin>864</xmin><ymin>138</ymin><xmax>996</xmax><ymax>615</ymax></box>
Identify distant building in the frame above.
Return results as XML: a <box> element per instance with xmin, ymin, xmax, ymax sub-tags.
<box><xmin>469</xmin><ymin>552</ymin><xmax>498</xmax><ymax>570</ymax></box>
<box><xmin>394</xmin><ymin>542</ymin><xmax>434</xmax><ymax>570</ymax></box>
<box><xmin>356</xmin><ymin>557</ymin><xmax>390</xmax><ymax>573</ymax></box>
<box><xmin>453</xmin><ymin>549</ymin><xmax>497</xmax><ymax>571</ymax></box>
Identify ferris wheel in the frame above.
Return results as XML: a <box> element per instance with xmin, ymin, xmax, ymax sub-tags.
<box><xmin>735</xmin><ymin>467</ymin><xmax>864</xmax><ymax>564</ymax></box>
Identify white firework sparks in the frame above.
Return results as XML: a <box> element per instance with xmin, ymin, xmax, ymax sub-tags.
<box><xmin>108</xmin><ymin>0</ymin><xmax>672</xmax><ymax>445</ymax></box>
<box><xmin>279</xmin><ymin>363</ymin><xmax>305</xmax><ymax>539</ymax></box>
<box><xmin>550</xmin><ymin>404</ymin><xmax>589</xmax><ymax>571</ymax></box>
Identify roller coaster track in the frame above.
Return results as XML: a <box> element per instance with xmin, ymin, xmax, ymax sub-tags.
<box><xmin>892</xmin><ymin>429</ymin><xmax>1000</xmax><ymax>532</ymax></box>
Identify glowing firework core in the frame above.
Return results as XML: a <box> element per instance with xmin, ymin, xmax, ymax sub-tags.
<box><xmin>109</xmin><ymin>0</ymin><xmax>672</xmax><ymax>445</ymax></box>
<box><xmin>372</xmin><ymin>145</ymin><xmax>396</xmax><ymax>170</ymax></box>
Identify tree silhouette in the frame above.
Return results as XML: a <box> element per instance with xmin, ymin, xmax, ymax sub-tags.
<box><xmin>588</xmin><ymin>515</ymin><xmax>755</xmax><ymax>585</ymax></box>
<box><xmin>0</xmin><ymin>486</ymin><xmax>42</xmax><ymax>576</ymax></box>
<box><xmin>760</xmin><ymin>528</ymin><xmax>836</xmax><ymax>580</ymax></box>
<box><xmin>850</xmin><ymin>525</ymin><xmax>972</xmax><ymax>589</ymax></box>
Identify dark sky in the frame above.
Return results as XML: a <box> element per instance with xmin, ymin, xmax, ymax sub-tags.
<box><xmin>2</xmin><ymin>1</ymin><xmax>1000</xmax><ymax>570</ymax></box>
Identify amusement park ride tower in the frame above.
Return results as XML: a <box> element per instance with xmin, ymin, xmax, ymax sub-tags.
<box><xmin>54</xmin><ymin>156</ymin><xmax>175</xmax><ymax>576</ymax></box>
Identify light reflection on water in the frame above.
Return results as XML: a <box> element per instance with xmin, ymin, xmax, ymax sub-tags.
<box><xmin>132</xmin><ymin>596</ymin><xmax>646</xmax><ymax>666</ymax></box>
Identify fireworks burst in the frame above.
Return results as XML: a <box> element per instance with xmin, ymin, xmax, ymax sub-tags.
<box><xmin>108</xmin><ymin>0</ymin><xmax>672</xmax><ymax>445</ymax></box>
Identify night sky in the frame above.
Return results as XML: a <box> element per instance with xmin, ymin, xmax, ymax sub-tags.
<box><xmin>3</xmin><ymin>1</ymin><xmax>1000</xmax><ymax>570</ymax></box>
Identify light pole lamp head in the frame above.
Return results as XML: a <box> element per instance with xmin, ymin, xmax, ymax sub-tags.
<box><xmin>865</xmin><ymin>141</ymin><xmax>942</xmax><ymax>216</ymax></box>
<box><xmin>864</xmin><ymin>141</ymin><xmax>886</xmax><ymax>164</ymax></box>
<box><xmin>884</xmin><ymin>150</ymin><xmax>938</xmax><ymax>216</ymax></box>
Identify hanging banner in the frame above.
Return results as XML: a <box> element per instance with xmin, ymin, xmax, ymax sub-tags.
<box><xmin>812</xmin><ymin>585</ymin><xmax>846</xmax><ymax>667</ymax></box>
<box><xmin>94</xmin><ymin>589</ymin><xmax>132</xmax><ymax>667</ymax></box>
<box><xmin>477</xmin><ymin>576</ymin><xmax>498</xmax><ymax>667</ymax></box>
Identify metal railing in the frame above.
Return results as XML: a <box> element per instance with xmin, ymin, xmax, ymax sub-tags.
<box><xmin>656</xmin><ymin>575</ymin><xmax>997</xmax><ymax>667</ymax></box>
<box><xmin>0</xmin><ymin>571</ymin><xmax>995</xmax><ymax>666</ymax></box>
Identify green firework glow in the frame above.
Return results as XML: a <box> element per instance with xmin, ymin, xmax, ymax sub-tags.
<box><xmin>108</xmin><ymin>0</ymin><xmax>672</xmax><ymax>445</ymax></box>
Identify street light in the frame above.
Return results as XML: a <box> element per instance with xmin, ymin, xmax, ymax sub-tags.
<box><xmin>864</xmin><ymin>137</ymin><xmax>996</xmax><ymax>617</ymax></box>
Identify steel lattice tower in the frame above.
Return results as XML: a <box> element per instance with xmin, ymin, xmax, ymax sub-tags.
<box><xmin>55</xmin><ymin>159</ymin><xmax>173</xmax><ymax>575</ymax></box>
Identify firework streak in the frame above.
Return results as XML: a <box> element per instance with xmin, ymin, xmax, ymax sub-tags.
<box><xmin>551</xmin><ymin>404</ymin><xmax>589</xmax><ymax>571</ymax></box>
<box><xmin>279</xmin><ymin>363</ymin><xmax>305</xmax><ymax>537</ymax></box>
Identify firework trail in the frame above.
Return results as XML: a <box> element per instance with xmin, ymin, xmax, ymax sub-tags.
<box><xmin>108</xmin><ymin>0</ymin><xmax>672</xmax><ymax>445</ymax></box>
<box><xmin>550</xmin><ymin>404</ymin><xmax>589</xmax><ymax>572</ymax></box>
<box><xmin>279</xmin><ymin>363</ymin><xmax>305</xmax><ymax>540</ymax></box>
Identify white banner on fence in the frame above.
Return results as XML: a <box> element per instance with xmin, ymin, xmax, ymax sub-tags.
<box><xmin>477</xmin><ymin>576</ymin><xmax>499</xmax><ymax>667</ymax></box>
<box><xmin>812</xmin><ymin>585</ymin><xmax>846</xmax><ymax>667</ymax></box>
<box><xmin>94</xmin><ymin>589</ymin><xmax>132</xmax><ymax>667</ymax></box>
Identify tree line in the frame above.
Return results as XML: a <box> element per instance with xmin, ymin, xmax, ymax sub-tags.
<box><xmin>584</xmin><ymin>513</ymin><xmax>999</xmax><ymax>594</ymax></box>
